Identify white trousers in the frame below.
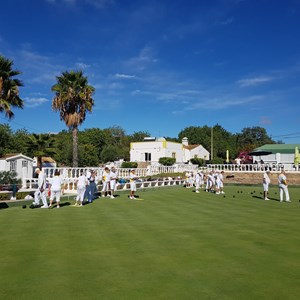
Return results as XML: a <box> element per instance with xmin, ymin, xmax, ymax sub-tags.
<box><xmin>130</xmin><ymin>182</ymin><xmax>136</xmax><ymax>192</ymax></box>
<box><xmin>50</xmin><ymin>189</ymin><xmax>61</xmax><ymax>203</ymax></box>
<box><xmin>76</xmin><ymin>186</ymin><xmax>86</xmax><ymax>202</ymax></box>
<box><xmin>110</xmin><ymin>180</ymin><xmax>116</xmax><ymax>191</ymax></box>
<box><xmin>34</xmin><ymin>189</ymin><xmax>48</xmax><ymax>206</ymax></box>
<box><xmin>102</xmin><ymin>182</ymin><xmax>110</xmax><ymax>192</ymax></box>
<box><xmin>279</xmin><ymin>184</ymin><xmax>290</xmax><ymax>201</ymax></box>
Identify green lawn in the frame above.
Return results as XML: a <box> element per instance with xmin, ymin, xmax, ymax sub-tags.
<box><xmin>0</xmin><ymin>185</ymin><xmax>300</xmax><ymax>300</ymax></box>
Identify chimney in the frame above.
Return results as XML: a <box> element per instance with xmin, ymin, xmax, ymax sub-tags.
<box><xmin>182</xmin><ymin>137</ymin><xmax>188</xmax><ymax>146</ymax></box>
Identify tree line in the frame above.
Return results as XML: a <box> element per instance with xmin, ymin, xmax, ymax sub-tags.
<box><xmin>0</xmin><ymin>123</ymin><xmax>278</xmax><ymax>167</ymax></box>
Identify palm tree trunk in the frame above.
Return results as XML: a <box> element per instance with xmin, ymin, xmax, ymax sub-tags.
<box><xmin>38</xmin><ymin>156</ymin><xmax>42</xmax><ymax>170</ymax></box>
<box><xmin>72</xmin><ymin>126</ymin><xmax>78</xmax><ymax>167</ymax></box>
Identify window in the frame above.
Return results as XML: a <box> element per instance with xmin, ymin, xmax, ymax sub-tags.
<box><xmin>10</xmin><ymin>160</ymin><xmax>16</xmax><ymax>171</ymax></box>
<box><xmin>22</xmin><ymin>160</ymin><xmax>28</xmax><ymax>168</ymax></box>
<box><xmin>172</xmin><ymin>152</ymin><xmax>176</xmax><ymax>159</ymax></box>
<box><xmin>145</xmin><ymin>153</ymin><xmax>151</xmax><ymax>161</ymax></box>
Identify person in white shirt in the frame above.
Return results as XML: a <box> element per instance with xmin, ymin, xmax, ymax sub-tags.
<box><xmin>278</xmin><ymin>169</ymin><xmax>290</xmax><ymax>202</ymax></box>
<box><xmin>110</xmin><ymin>166</ymin><xmax>118</xmax><ymax>199</ymax></box>
<box><xmin>195</xmin><ymin>172</ymin><xmax>201</xmax><ymax>193</ymax></box>
<box><xmin>199</xmin><ymin>171</ymin><xmax>204</xmax><ymax>189</ymax></box>
<box><xmin>33</xmin><ymin>168</ymin><xmax>48</xmax><ymax>208</ymax></box>
<box><xmin>205</xmin><ymin>172</ymin><xmax>214</xmax><ymax>192</ymax></box>
<box><xmin>188</xmin><ymin>172</ymin><xmax>194</xmax><ymax>188</ymax></box>
<box><xmin>49</xmin><ymin>170</ymin><xmax>64</xmax><ymax>208</ymax></box>
<box><xmin>262</xmin><ymin>170</ymin><xmax>271</xmax><ymax>200</ymax></box>
<box><xmin>129</xmin><ymin>169</ymin><xmax>138</xmax><ymax>199</ymax></box>
<box><xmin>215</xmin><ymin>171</ymin><xmax>221</xmax><ymax>195</ymax></box>
<box><xmin>185</xmin><ymin>172</ymin><xmax>191</xmax><ymax>188</ymax></box>
<box><xmin>218</xmin><ymin>171</ymin><xmax>225</xmax><ymax>194</ymax></box>
<box><xmin>101</xmin><ymin>167</ymin><xmax>111</xmax><ymax>197</ymax></box>
<box><xmin>75</xmin><ymin>172</ymin><xmax>88</xmax><ymax>206</ymax></box>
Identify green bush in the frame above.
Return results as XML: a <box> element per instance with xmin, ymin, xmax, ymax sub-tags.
<box><xmin>190</xmin><ymin>157</ymin><xmax>206</xmax><ymax>167</ymax></box>
<box><xmin>0</xmin><ymin>192</ymin><xmax>11</xmax><ymax>201</ymax></box>
<box><xmin>159</xmin><ymin>157</ymin><xmax>176</xmax><ymax>166</ymax></box>
<box><xmin>121</xmin><ymin>161</ymin><xmax>138</xmax><ymax>169</ymax></box>
<box><xmin>210</xmin><ymin>157</ymin><xmax>225</xmax><ymax>164</ymax></box>
<box><xmin>0</xmin><ymin>171</ymin><xmax>21</xmax><ymax>185</ymax></box>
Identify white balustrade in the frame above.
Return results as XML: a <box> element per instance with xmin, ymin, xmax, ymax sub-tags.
<box><xmin>20</xmin><ymin>163</ymin><xmax>299</xmax><ymax>193</ymax></box>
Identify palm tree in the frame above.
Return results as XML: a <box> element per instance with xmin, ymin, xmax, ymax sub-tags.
<box><xmin>26</xmin><ymin>133</ymin><xmax>56</xmax><ymax>169</ymax></box>
<box><xmin>0</xmin><ymin>55</ymin><xmax>24</xmax><ymax>119</ymax></box>
<box><xmin>51</xmin><ymin>70</ymin><xmax>95</xmax><ymax>167</ymax></box>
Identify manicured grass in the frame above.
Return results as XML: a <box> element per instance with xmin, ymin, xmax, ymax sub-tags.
<box><xmin>0</xmin><ymin>185</ymin><xmax>300</xmax><ymax>299</ymax></box>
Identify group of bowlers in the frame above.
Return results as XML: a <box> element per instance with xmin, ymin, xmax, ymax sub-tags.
<box><xmin>186</xmin><ymin>168</ymin><xmax>291</xmax><ymax>203</ymax></box>
<box><xmin>33</xmin><ymin>167</ymin><xmax>139</xmax><ymax>208</ymax></box>
<box><xmin>185</xmin><ymin>170</ymin><xmax>225</xmax><ymax>195</ymax></box>
<box><xmin>32</xmin><ymin>166</ymin><xmax>291</xmax><ymax>208</ymax></box>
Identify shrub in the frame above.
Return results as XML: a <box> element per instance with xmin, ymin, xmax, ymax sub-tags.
<box><xmin>159</xmin><ymin>157</ymin><xmax>176</xmax><ymax>166</ymax></box>
<box><xmin>210</xmin><ymin>157</ymin><xmax>225</xmax><ymax>164</ymax></box>
<box><xmin>0</xmin><ymin>171</ymin><xmax>21</xmax><ymax>185</ymax></box>
<box><xmin>190</xmin><ymin>157</ymin><xmax>206</xmax><ymax>167</ymax></box>
<box><xmin>121</xmin><ymin>161</ymin><xmax>138</xmax><ymax>169</ymax></box>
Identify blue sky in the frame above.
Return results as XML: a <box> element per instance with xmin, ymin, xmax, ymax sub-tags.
<box><xmin>1</xmin><ymin>0</ymin><xmax>300</xmax><ymax>143</ymax></box>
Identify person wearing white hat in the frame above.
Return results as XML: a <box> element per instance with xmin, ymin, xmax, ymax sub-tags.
<box><xmin>33</xmin><ymin>168</ymin><xmax>48</xmax><ymax>208</ymax></box>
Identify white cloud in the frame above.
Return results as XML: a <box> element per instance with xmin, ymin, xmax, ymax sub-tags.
<box><xmin>85</xmin><ymin>0</ymin><xmax>114</xmax><ymax>9</ymax></box>
<box><xmin>75</xmin><ymin>62</ymin><xmax>90</xmax><ymax>69</ymax></box>
<box><xmin>126</xmin><ymin>46</ymin><xmax>158</xmax><ymax>71</ymax></box>
<box><xmin>218</xmin><ymin>18</ymin><xmax>234</xmax><ymax>25</ymax></box>
<box><xmin>46</xmin><ymin>0</ymin><xmax>114</xmax><ymax>8</ymax></box>
<box><xmin>115</xmin><ymin>73</ymin><xmax>136</xmax><ymax>79</ymax></box>
<box><xmin>46</xmin><ymin>0</ymin><xmax>76</xmax><ymax>4</ymax></box>
<box><xmin>18</xmin><ymin>50</ymin><xmax>66</xmax><ymax>84</ymax></box>
<box><xmin>25</xmin><ymin>97</ymin><xmax>49</xmax><ymax>108</ymax></box>
<box><xmin>259</xmin><ymin>116</ymin><xmax>272</xmax><ymax>125</ymax></box>
<box><xmin>237</xmin><ymin>76</ymin><xmax>274</xmax><ymax>87</ymax></box>
<box><xmin>183</xmin><ymin>95</ymin><xmax>264</xmax><ymax>111</ymax></box>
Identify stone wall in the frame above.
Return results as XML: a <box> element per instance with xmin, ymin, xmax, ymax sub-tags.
<box><xmin>223</xmin><ymin>172</ymin><xmax>300</xmax><ymax>185</ymax></box>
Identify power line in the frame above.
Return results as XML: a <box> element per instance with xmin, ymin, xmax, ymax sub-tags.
<box><xmin>272</xmin><ymin>132</ymin><xmax>300</xmax><ymax>138</ymax></box>
<box><xmin>0</xmin><ymin>116</ymin><xmax>44</xmax><ymax>133</ymax></box>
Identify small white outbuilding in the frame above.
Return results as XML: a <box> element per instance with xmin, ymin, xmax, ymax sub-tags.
<box><xmin>0</xmin><ymin>153</ymin><xmax>34</xmax><ymax>179</ymax></box>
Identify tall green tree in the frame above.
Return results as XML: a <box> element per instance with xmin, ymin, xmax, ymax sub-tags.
<box><xmin>26</xmin><ymin>133</ymin><xmax>56</xmax><ymax>169</ymax></box>
<box><xmin>11</xmin><ymin>128</ymin><xmax>31</xmax><ymax>154</ymax></box>
<box><xmin>78</xmin><ymin>128</ymin><xmax>107</xmax><ymax>164</ymax></box>
<box><xmin>235</xmin><ymin>126</ymin><xmax>275</xmax><ymax>152</ymax></box>
<box><xmin>52</xmin><ymin>130</ymin><xmax>73</xmax><ymax>166</ymax></box>
<box><xmin>51</xmin><ymin>70</ymin><xmax>95</xmax><ymax>167</ymax></box>
<box><xmin>0</xmin><ymin>55</ymin><xmax>24</xmax><ymax>119</ymax></box>
<box><xmin>128</xmin><ymin>131</ymin><xmax>150</xmax><ymax>143</ymax></box>
<box><xmin>0</xmin><ymin>124</ymin><xmax>13</xmax><ymax>156</ymax></box>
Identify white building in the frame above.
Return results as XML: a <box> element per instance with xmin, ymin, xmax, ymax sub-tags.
<box><xmin>0</xmin><ymin>153</ymin><xmax>34</xmax><ymax>179</ymax></box>
<box><xmin>130</xmin><ymin>137</ymin><xmax>210</xmax><ymax>164</ymax></box>
<box><xmin>249</xmin><ymin>144</ymin><xmax>300</xmax><ymax>168</ymax></box>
